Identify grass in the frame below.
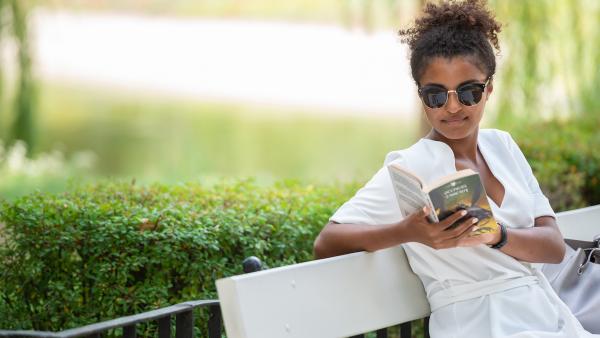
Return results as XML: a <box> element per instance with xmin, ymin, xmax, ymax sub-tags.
<box><xmin>0</xmin><ymin>81</ymin><xmax>419</xmax><ymax>198</ymax></box>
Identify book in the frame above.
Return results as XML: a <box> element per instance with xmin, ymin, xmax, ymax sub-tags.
<box><xmin>387</xmin><ymin>164</ymin><xmax>499</xmax><ymax>236</ymax></box>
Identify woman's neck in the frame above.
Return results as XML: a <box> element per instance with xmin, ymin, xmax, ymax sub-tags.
<box><xmin>425</xmin><ymin>129</ymin><xmax>479</xmax><ymax>162</ymax></box>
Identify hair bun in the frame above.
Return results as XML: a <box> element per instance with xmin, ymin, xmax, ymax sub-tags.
<box><xmin>400</xmin><ymin>0</ymin><xmax>501</xmax><ymax>52</ymax></box>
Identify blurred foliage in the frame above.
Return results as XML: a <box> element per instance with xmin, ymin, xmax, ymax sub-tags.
<box><xmin>0</xmin><ymin>81</ymin><xmax>417</xmax><ymax>200</ymax></box>
<box><xmin>22</xmin><ymin>0</ymin><xmax>600</xmax><ymax>123</ymax></box>
<box><xmin>0</xmin><ymin>139</ymin><xmax>95</xmax><ymax>199</ymax></box>
<box><xmin>492</xmin><ymin>0</ymin><xmax>600</xmax><ymax>210</ymax></box>
<box><xmin>490</xmin><ymin>0</ymin><xmax>600</xmax><ymax>125</ymax></box>
<box><xmin>511</xmin><ymin>117</ymin><xmax>600</xmax><ymax>211</ymax></box>
<box><xmin>0</xmin><ymin>0</ymin><xmax>37</xmax><ymax>152</ymax></box>
<box><xmin>25</xmin><ymin>82</ymin><xmax>415</xmax><ymax>186</ymax></box>
<box><xmin>25</xmin><ymin>0</ymin><xmax>599</xmax><ymax>182</ymax></box>
<box><xmin>0</xmin><ymin>179</ymin><xmax>359</xmax><ymax>333</ymax></box>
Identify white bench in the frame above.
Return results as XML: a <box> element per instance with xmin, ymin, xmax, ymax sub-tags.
<box><xmin>216</xmin><ymin>205</ymin><xmax>600</xmax><ymax>338</ymax></box>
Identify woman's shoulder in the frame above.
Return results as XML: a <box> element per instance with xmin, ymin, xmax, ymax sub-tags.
<box><xmin>480</xmin><ymin>128</ymin><xmax>511</xmax><ymax>142</ymax></box>
<box><xmin>383</xmin><ymin>138</ymin><xmax>457</xmax><ymax>182</ymax></box>
<box><xmin>479</xmin><ymin>128</ymin><xmax>518</xmax><ymax>150</ymax></box>
<box><xmin>383</xmin><ymin>139</ymin><xmax>434</xmax><ymax>166</ymax></box>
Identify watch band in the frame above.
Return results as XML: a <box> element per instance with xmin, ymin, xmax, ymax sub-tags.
<box><xmin>490</xmin><ymin>223</ymin><xmax>508</xmax><ymax>249</ymax></box>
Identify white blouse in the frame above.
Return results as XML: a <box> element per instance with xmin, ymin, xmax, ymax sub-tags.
<box><xmin>330</xmin><ymin>129</ymin><xmax>597</xmax><ymax>337</ymax></box>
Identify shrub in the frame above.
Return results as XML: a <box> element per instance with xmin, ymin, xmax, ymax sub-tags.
<box><xmin>512</xmin><ymin>119</ymin><xmax>600</xmax><ymax>211</ymax></box>
<box><xmin>0</xmin><ymin>179</ymin><xmax>358</xmax><ymax>332</ymax></box>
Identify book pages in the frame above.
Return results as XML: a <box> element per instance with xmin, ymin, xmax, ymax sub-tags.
<box><xmin>387</xmin><ymin>166</ymin><xmax>431</xmax><ymax>219</ymax></box>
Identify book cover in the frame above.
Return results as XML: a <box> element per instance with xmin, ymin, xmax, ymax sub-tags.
<box><xmin>427</xmin><ymin>173</ymin><xmax>499</xmax><ymax>236</ymax></box>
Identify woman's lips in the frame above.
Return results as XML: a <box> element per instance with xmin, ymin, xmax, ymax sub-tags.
<box><xmin>442</xmin><ymin>116</ymin><xmax>468</xmax><ymax>125</ymax></box>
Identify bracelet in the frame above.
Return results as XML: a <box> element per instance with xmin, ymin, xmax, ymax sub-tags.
<box><xmin>490</xmin><ymin>223</ymin><xmax>508</xmax><ymax>249</ymax></box>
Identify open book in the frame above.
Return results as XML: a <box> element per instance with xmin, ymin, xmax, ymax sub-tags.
<box><xmin>387</xmin><ymin>164</ymin><xmax>499</xmax><ymax>236</ymax></box>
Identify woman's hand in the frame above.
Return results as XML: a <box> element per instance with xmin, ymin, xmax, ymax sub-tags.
<box><xmin>455</xmin><ymin>224</ymin><xmax>502</xmax><ymax>247</ymax></box>
<box><xmin>403</xmin><ymin>207</ymin><xmax>479</xmax><ymax>249</ymax></box>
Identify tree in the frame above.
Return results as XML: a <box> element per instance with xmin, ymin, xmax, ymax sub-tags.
<box><xmin>0</xmin><ymin>0</ymin><xmax>36</xmax><ymax>153</ymax></box>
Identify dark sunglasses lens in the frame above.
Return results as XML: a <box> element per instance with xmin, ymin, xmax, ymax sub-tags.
<box><xmin>422</xmin><ymin>88</ymin><xmax>447</xmax><ymax>108</ymax></box>
<box><xmin>457</xmin><ymin>84</ymin><xmax>484</xmax><ymax>106</ymax></box>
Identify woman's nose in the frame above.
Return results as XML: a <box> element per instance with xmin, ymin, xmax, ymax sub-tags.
<box><xmin>446</xmin><ymin>91</ymin><xmax>461</xmax><ymax>114</ymax></box>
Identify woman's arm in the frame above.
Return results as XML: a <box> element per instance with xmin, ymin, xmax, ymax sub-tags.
<box><xmin>313</xmin><ymin>221</ymin><xmax>412</xmax><ymax>259</ymax></box>
<box><xmin>491</xmin><ymin>216</ymin><xmax>566</xmax><ymax>263</ymax></box>
<box><xmin>436</xmin><ymin>215</ymin><xmax>565</xmax><ymax>263</ymax></box>
<box><xmin>314</xmin><ymin>208</ymin><xmax>476</xmax><ymax>259</ymax></box>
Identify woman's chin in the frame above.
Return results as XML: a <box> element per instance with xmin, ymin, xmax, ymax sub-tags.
<box><xmin>434</xmin><ymin>123</ymin><xmax>477</xmax><ymax>140</ymax></box>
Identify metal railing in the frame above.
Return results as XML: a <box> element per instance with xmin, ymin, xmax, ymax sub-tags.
<box><xmin>0</xmin><ymin>300</ymin><xmax>221</xmax><ymax>338</ymax></box>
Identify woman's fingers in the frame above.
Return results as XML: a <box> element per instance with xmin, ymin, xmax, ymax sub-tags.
<box><xmin>407</xmin><ymin>206</ymin><xmax>432</xmax><ymax>224</ymax></box>
<box><xmin>420</xmin><ymin>206</ymin><xmax>431</xmax><ymax>220</ymax></box>
<box><xmin>442</xmin><ymin>216</ymin><xmax>478</xmax><ymax>241</ymax></box>
<box><xmin>436</xmin><ymin>210</ymin><xmax>468</xmax><ymax>230</ymax></box>
<box><xmin>456</xmin><ymin>227</ymin><xmax>494</xmax><ymax>247</ymax></box>
<box><xmin>411</xmin><ymin>208</ymin><xmax>485</xmax><ymax>249</ymax></box>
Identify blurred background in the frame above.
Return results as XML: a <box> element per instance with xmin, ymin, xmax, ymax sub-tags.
<box><xmin>0</xmin><ymin>0</ymin><xmax>599</xmax><ymax>199</ymax></box>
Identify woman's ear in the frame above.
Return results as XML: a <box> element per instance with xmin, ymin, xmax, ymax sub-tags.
<box><xmin>486</xmin><ymin>82</ymin><xmax>494</xmax><ymax>100</ymax></box>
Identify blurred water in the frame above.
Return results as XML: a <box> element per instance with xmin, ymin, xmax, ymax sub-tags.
<box><xmin>31</xmin><ymin>9</ymin><xmax>419</xmax><ymax>118</ymax></box>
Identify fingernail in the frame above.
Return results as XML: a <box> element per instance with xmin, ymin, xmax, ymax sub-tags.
<box><xmin>471</xmin><ymin>226</ymin><xmax>480</xmax><ymax>232</ymax></box>
<box><xmin>461</xmin><ymin>210</ymin><xmax>467</xmax><ymax>216</ymax></box>
<box><xmin>472</xmin><ymin>218</ymin><xmax>479</xmax><ymax>223</ymax></box>
<box><xmin>423</xmin><ymin>206</ymin><xmax>429</xmax><ymax>213</ymax></box>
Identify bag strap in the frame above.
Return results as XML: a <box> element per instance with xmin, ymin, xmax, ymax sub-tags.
<box><xmin>565</xmin><ymin>236</ymin><xmax>600</xmax><ymax>267</ymax></box>
<box><xmin>565</xmin><ymin>238</ymin><xmax>596</xmax><ymax>250</ymax></box>
<box><xmin>578</xmin><ymin>248</ymin><xmax>600</xmax><ymax>274</ymax></box>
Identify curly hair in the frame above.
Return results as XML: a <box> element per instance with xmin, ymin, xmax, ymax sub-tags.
<box><xmin>398</xmin><ymin>0</ymin><xmax>502</xmax><ymax>85</ymax></box>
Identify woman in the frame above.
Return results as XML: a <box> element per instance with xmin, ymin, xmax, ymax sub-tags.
<box><xmin>313</xmin><ymin>1</ymin><xmax>597</xmax><ymax>337</ymax></box>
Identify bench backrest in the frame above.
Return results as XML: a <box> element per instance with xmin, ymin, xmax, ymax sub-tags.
<box><xmin>216</xmin><ymin>205</ymin><xmax>600</xmax><ymax>338</ymax></box>
<box><xmin>555</xmin><ymin>204</ymin><xmax>600</xmax><ymax>240</ymax></box>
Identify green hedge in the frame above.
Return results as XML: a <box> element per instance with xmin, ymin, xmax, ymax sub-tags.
<box><xmin>511</xmin><ymin>119</ymin><xmax>600</xmax><ymax>211</ymax></box>
<box><xmin>0</xmin><ymin>179</ymin><xmax>358</xmax><ymax>332</ymax></box>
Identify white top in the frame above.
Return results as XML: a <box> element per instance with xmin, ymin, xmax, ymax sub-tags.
<box><xmin>330</xmin><ymin>129</ymin><xmax>597</xmax><ymax>337</ymax></box>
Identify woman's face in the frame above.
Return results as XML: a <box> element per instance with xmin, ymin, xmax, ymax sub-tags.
<box><xmin>418</xmin><ymin>56</ymin><xmax>493</xmax><ymax>141</ymax></box>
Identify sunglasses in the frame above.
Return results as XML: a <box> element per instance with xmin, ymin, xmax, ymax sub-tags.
<box><xmin>418</xmin><ymin>78</ymin><xmax>490</xmax><ymax>109</ymax></box>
